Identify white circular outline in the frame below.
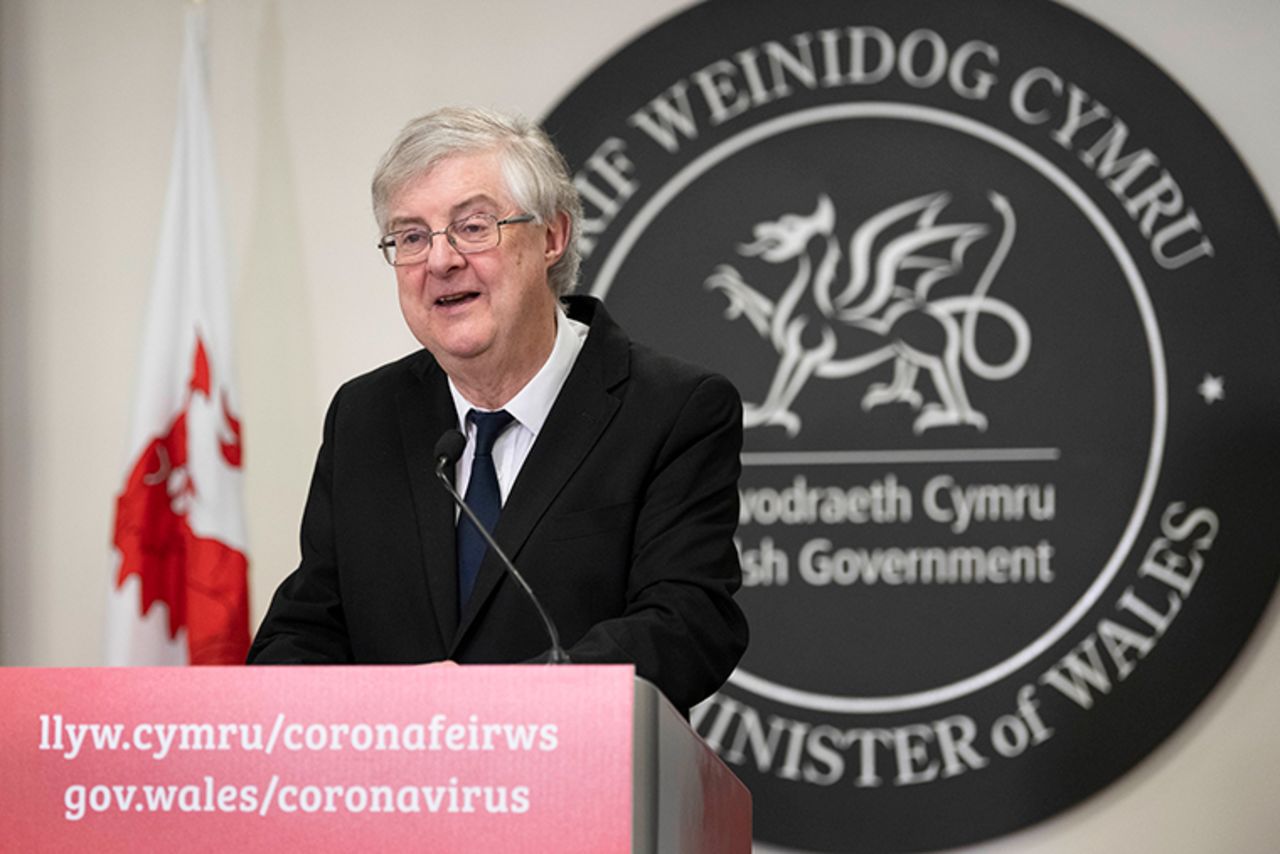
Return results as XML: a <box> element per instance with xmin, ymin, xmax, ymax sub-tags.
<box><xmin>591</xmin><ymin>102</ymin><xmax>1168</xmax><ymax>713</ymax></box>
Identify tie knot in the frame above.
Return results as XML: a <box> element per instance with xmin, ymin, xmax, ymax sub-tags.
<box><xmin>467</xmin><ymin>409</ymin><xmax>515</xmax><ymax>457</ymax></box>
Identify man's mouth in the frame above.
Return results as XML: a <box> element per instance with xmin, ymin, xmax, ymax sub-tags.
<box><xmin>435</xmin><ymin>291</ymin><xmax>479</xmax><ymax>308</ymax></box>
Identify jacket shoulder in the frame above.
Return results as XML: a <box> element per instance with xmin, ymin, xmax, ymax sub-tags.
<box><xmin>331</xmin><ymin>350</ymin><xmax>436</xmax><ymax>403</ymax></box>
<box><xmin>568</xmin><ymin>294</ymin><xmax>740</xmax><ymax>403</ymax></box>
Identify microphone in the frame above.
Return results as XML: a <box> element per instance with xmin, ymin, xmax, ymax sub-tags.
<box><xmin>433</xmin><ymin>429</ymin><xmax>570</xmax><ymax>664</ymax></box>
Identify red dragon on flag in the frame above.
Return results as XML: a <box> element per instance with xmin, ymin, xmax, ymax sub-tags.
<box><xmin>112</xmin><ymin>335</ymin><xmax>249</xmax><ymax>664</ymax></box>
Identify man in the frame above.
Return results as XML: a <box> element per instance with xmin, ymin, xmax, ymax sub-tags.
<box><xmin>248</xmin><ymin>107</ymin><xmax>747</xmax><ymax>714</ymax></box>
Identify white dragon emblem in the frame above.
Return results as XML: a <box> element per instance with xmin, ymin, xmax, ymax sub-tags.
<box><xmin>706</xmin><ymin>191</ymin><xmax>1031</xmax><ymax>435</ymax></box>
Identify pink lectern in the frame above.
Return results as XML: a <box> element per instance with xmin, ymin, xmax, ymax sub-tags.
<box><xmin>1</xmin><ymin>664</ymin><xmax>750</xmax><ymax>852</ymax></box>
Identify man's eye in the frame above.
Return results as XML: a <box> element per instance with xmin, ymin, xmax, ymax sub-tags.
<box><xmin>456</xmin><ymin>221</ymin><xmax>490</xmax><ymax>238</ymax></box>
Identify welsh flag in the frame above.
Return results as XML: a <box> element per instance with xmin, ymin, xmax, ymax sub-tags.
<box><xmin>105</xmin><ymin>5</ymin><xmax>249</xmax><ymax>665</ymax></box>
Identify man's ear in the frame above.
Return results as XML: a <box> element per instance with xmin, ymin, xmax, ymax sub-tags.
<box><xmin>544</xmin><ymin>210</ymin><xmax>571</xmax><ymax>268</ymax></box>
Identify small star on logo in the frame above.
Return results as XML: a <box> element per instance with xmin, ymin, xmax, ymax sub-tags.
<box><xmin>1197</xmin><ymin>374</ymin><xmax>1225</xmax><ymax>404</ymax></box>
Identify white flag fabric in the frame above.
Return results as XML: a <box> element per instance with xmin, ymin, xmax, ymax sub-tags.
<box><xmin>105</xmin><ymin>5</ymin><xmax>250</xmax><ymax>665</ymax></box>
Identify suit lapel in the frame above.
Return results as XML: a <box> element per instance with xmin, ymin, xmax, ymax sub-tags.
<box><xmin>397</xmin><ymin>354</ymin><xmax>462</xmax><ymax>648</ymax></box>
<box><xmin>452</xmin><ymin>298</ymin><xmax>628</xmax><ymax>650</ymax></box>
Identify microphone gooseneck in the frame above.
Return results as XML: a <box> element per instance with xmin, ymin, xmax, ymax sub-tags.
<box><xmin>434</xmin><ymin>429</ymin><xmax>571</xmax><ymax>664</ymax></box>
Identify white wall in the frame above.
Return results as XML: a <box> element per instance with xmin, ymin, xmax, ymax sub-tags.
<box><xmin>1</xmin><ymin>1</ymin><xmax>1277</xmax><ymax>851</ymax></box>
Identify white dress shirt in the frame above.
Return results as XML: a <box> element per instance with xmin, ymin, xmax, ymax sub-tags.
<box><xmin>448</xmin><ymin>307</ymin><xmax>588</xmax><ymax>503</ymax></box>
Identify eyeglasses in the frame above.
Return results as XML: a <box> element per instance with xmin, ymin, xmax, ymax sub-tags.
<box><xmin>377</xmin><ymin>212</ymin><xmax>536</xmax><ymax>266</ymax></box>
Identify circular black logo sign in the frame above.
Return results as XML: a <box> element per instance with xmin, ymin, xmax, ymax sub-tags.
<box><xmin>545</xmin><ymin>2</ymin><xmax>1280</xmax><ymax>850</ymax></box>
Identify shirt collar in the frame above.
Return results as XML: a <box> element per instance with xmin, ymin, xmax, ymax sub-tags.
<box><xmin>448</xmin><ymin>305</ymin><xmax>588</xmax><ymax>437</ymax></box>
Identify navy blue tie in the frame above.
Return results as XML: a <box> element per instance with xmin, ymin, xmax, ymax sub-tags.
<box><xmin>456</xmin><ymin>409</ymin><xmax>515</xmax><ymax>610</ymax></box>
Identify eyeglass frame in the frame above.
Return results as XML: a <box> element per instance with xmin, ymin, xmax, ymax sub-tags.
<box><xmin>376</xmin><ymin>212</ymin><xmax>537</xmax><ymax>266</ymax></box>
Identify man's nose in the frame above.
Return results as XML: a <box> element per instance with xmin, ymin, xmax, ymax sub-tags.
<box><xmin>425</xmin><ymin>234</ymin><xmax>465</xmax><ymax>277</ymax></box>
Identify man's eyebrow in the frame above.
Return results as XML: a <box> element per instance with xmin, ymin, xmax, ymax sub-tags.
<box><xmin>385</xmin><ymin>194</ymin><xmax>503</xmax><ymax>232</ymax></box>
<box><xmin>385</xmin><ymin>215</ymin><xmax>427</xmax><ymax>231</ymax></box>
<box><xmin>449</xmin><ymin>194</ymin><xmax>501</xmax><ymax>217</ymax></box>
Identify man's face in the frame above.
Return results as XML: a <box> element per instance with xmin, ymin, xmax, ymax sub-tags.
<box><xmin>387</xmin><ymin>150</ymin><xmax>568</xmax><ymax>382</ymax></box>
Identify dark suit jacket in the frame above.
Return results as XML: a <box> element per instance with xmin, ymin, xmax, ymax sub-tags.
<box><xmin>248</xmin><ymin>296</ymin><xmax>748</xmax><ymax>713</ymax></box>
